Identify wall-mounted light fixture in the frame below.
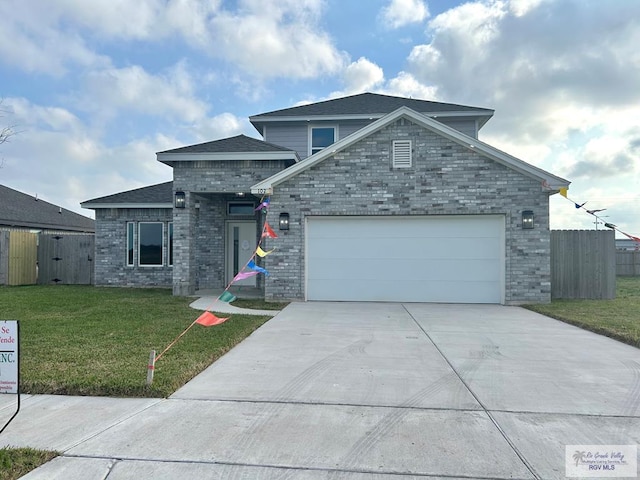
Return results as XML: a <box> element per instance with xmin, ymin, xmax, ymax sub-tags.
<box><xmin>279</xmin><ymin>212</ymin><xmax>290</xmax><ymax>231</ymax></box>
<box><xmin>174</xmin><ymin>191</ymin><xmax>186</xmax><ymax>209</ymax></box>
<box><xmin>522</xmin><ymin>210</ymin><xmax>534</xmax><ymax>229</ymax></box>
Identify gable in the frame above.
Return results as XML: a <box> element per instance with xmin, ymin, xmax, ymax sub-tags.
<box><xmin>276</xmin><ymin>118</ymin><xmax>538</xmax><ymax>199</ymax></box>
<box><xmin>252</xmin><ymin>107</ymin><xmax>569</xmax><ymax>195</ymax></box>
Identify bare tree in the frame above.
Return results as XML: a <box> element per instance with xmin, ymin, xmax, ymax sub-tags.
<box><xmin>0</xmin><ymin>99</ymin><xmax>15</xmax><ymax>145</ymax></box>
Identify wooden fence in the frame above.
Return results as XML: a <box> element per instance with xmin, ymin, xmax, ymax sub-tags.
<box><xmin>550</xmin><ymin>230</ymin><xmax>616</xmax><ymax>299</ymax></box>
<box><xmin>616</xmin><ymin>251</ymin><xmax>640</xmax><ymax>276</ymax></box>
<box><xmin>0</xmin><ymin>232</ymin><xmax>94</xmax><ymax>286</ymax></box>
<box><xmin>37</xmin><ymin>234</ymin><xmax>94</xmax><ymax>285</ymax></box>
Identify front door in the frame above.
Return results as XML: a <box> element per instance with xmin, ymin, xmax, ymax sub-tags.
<box><xmin>226</xmin><ymin>221</ymin><xmax>257</xmax><ymax>287</ymax></box>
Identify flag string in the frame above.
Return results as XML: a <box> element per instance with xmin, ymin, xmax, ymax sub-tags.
<box><xmin>544</xmin><ymin>183</ymin><xmax>640</xmax><ymax>244</ymax></box>
<box><xmin>153</xmin><ymin>193</ymin><xmax>277</xmax><ymax>365</ymax></box>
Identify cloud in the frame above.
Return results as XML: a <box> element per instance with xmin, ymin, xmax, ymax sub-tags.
<box><xmin>566</xmin><ymin>134</ymin><xmax>640</xmax><ymax>180</ymax></box>
<box><xmin>330</xmin><ymin>57</ymin><xmax>385</xmax><ymax>97</ymax></box>
<box><xmin>208</xmin><ymin>0</ymin><xmax>348</xmax><ymax>79</ymax></box>
<box><xmin>0</xmin><ymin>1</ymin><xmax>111</xmax><ymax>76</ymax></box>
<box><xmin>384</xmin><ymin>71</ymin><xmax>438</xmax><ymax>100</ymax></box>
<box><xmin>78</xmin><ymin>63</ymin><xmax>208</xmax><ymax>124</ymax></box>
<box><xmin>380</xmin><ymin>0</ymin><xmax>430</xmax><ymax>29</ymax></box>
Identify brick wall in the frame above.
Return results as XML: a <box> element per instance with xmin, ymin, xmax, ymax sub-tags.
<box><xmin>264</xmin><ymin>118</ymin><xmax>551</xmax><ymax>304</ymax></box>
<box><xmin>94</xmin><ymin>208</ymin><xmax>173</xmax><ymax>287</ymax></box>
<box><xmin>172</xmin><ymin>160</ymin><xmax>287</xmax><ymax>295</ymax></box>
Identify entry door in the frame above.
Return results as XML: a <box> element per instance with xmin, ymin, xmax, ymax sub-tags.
<box><xmin>226</xmin><ymin>221</ymin><xmax>257</xmax><ymax>286</ymax></box>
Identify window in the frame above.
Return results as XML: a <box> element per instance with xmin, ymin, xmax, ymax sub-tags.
<box><xmin>310</xmin><ymin>126</ymin><xmax>336</xmax><ymax>155</ymax></box>
<box><xmin>228</xmin><ymin>202</ymin><xmax>255</xmax><ymax>215</ymax></box>
<box><xmin>139</xmin><ymin>222</ymin><xmax>164</xmax><ymax>266</ymax></box>
<box><xmin>168</xmin><ymin>222</ymin><xmax>174</xmax><ymax>266</ymax></box>
<box><xmin>126</xmin><ymin>222</ymin><xmax>135</xmax><ymax>266</ymax></box>
<box><xmin>392</xmin><ymin>140</ymin><xmax>412</xmax><ymax>168</ymax></box>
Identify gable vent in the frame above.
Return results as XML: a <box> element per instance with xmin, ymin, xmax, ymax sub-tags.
<box><xmin>393</xmin><ymin>140</ymin><xmax>412</xmax><ymax>168</ymax></box>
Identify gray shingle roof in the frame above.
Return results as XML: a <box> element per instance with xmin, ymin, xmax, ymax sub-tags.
<box><xmin>0</xmin><ymin>184</ymin><xmax>95</xmax><ymax>232</ymax></box>
<box><xmin>157</xmin><ymin>134</ymin><xmax>293</xmax><ymax>154</ymax></box>
<box><xmin>81</xmin><ymin>181</ymin><xmax>173</xmax><ymax>207</ymax></box>
<box><xmin>250</xmin><ymin>92</ymin><xmax>493</xmax><ymax>119</ymax></box>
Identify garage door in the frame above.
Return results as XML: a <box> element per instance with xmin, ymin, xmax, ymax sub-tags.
<box><xmin>306</xmin><ymin>215</ymin><xmax>504</xmax><ymax>303</ymax></box>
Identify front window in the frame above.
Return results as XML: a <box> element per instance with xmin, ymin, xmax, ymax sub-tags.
<box><xmin>310</xmin><ymin>126</ymin><xmax>336</xmax><ymax>155</ymax></box>
<box><xmin>126</xmin><ymin>222</ymin><xmax>135</xmax><ymax>266</ymax></box>
<box><xmin>139</xmin><ymin>222</ymin><xmax>164</xmax><ymax>266</ymax></box>
<box><xmin>168</xmin><ymin>222</ymin><xmax>174</xmax><ymax>266</ymax></box>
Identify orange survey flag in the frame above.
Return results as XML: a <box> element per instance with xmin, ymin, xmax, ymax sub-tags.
<box><xmin>195</xmin><ymin>311</ymin><xmax>230</xmax><ymax>327</ymax></box>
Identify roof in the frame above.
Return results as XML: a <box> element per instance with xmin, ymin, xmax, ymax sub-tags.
<box><xmin>81</xmin><ymin>181</ymin><xmax>173</xmax><ymax>209</ymax></box>
<box><xmin>251</xmin><ymin>106</ymin><xmax>570</xmax><ymax>195</ymax></box>
<box><xmin>156</xmin><ymin>134</ymin><xmax>299</xmax><ymax>165</ymax></box>
<box><xmin>158</xmin><ymin>134</ymin><xmax>294</xmax><ymax>154</ymax></box>
<box><xmin>0</xmin><ymin>184</ymin><xmax>95</xmax><ymax>232</ymax></box>
<box><xmin>250</xmin><ymin>92</ymin><xmax>495</xmax><ymax>131</ymax></box>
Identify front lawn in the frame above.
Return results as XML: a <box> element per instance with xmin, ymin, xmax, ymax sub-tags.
<box><xmin>0</xmin><ymin>286</ymin><xmax>270</xmax><ymax>398</ymax></box>
<box><xmin>525</xmin><ymin>276</ymin><xmax>640</xmax><ymax>347</ymax></box>
<box><xmin>0</xmin><ymin>448</ymin><xmax>58</xmax><ymax>480</ymax></box>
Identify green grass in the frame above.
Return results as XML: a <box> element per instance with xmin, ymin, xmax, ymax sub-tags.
<box><xmin>0</xmin><ymin>286</ymin><xmax>270</xmax><ymax>398</ymax></box>
<box><xmin>0</xmin><ymin>448</ymin><xmax>58</xmax><ymax>480</ymax></box>
<box><xmin>525</xmin><ymin>276</ymin><xmax>640</xmax><ymax>347</ymax></box>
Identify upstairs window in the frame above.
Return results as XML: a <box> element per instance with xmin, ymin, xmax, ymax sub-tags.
<box><xmin>392</xmin><ymin>140</ymin><xmax>412</xmax><ymax>168</ymax></box>
<box><xmin>310</xmin><ymin>126</ymin><xmax>336</xmax><ymax>155</ymax></box>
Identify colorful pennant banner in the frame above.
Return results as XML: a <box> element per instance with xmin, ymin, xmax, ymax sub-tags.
<box><xmin>544</xmin><ymin>182</ymin><xmax>640</xmax><ymax>245</ymax></box>
<box><xmin>152</xmin><ymin>193</ymin><xmax>279</xmax><ymax>372</ymax></box>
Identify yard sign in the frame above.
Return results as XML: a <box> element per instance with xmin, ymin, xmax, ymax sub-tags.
<box><xmin>0</xmin><ymin>320</ymin><xmax>20</xmax><ymax>434</ymax></box>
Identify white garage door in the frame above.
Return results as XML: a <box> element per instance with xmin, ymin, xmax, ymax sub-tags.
<box><xmin>306</xmin><ymin>215</ymin><xmax>504</xmax><ymax>303</ymax></box>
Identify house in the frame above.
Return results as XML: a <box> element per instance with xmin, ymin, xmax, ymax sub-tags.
<box><xmin>1</xmin><ymin>184</ymin><xmax>95</xmax><ymax>286</ymax></box>
<box><xmin>82</xmin><ymin>93</ymin><xmax>570</xmax><ymax>304</ymax></box>
<box><xmin>1</xmin><ymin>184</ymin><xmax>95</xmax><ymax>234</ymax></box>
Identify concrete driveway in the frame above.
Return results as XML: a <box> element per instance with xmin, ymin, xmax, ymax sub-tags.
<box><xmin>6</xmin><ymin>303</ymin><xmax>640</xmax><ymax>479</ymax></box>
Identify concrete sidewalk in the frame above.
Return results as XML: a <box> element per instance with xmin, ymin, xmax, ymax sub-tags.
<box><xmin>2</xmin><ymin>303</ymin><xmax>639</xmax><ymax>479</ymax></box>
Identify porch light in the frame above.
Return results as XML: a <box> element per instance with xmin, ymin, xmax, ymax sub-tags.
<box><xmin>279</xmin><ymin>212</ymin><xmax>290</xmax><ymax>230</ymax></box>
<box><xmin>174</xmin><ymin>191</ymin><xmax>186</xmax><ymax>209</ymax></box>
<box><xmin>522</xmin><ymin>210</ymin><xmax>534</xmax><ymax>229</ymax></box>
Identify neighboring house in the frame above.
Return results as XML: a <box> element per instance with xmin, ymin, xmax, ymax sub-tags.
<box><xmin>82</xmin><ymin>92</ymin><xmax>570</xmax><ymax>304</ymax></box>
<box><xmin>1</xmin><ymin>184</ymin><xmax>95</xmax><ymax>234</ymax></box>
<box><xmin>0</xmin><ymin>184</ymin><xmax>95</xmax><ymax>286</ymax></box>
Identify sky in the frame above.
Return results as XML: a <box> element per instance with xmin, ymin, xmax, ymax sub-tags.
<box><xmin>0</xmin><ymin>0</ymin><xmax>639</xmax><ymax>237</ymax></box>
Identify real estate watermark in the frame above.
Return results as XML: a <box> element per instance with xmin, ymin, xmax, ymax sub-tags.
<box><xmin>566</xmin><ymin>445</ymin><xmax>637</xmax><ymax>477</ymax></box>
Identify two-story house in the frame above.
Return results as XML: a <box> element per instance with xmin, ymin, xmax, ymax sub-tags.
<box><xmin>82</xmin><ymin>92</ymin><xmax>570</xmax><ymax>304</ymax></box>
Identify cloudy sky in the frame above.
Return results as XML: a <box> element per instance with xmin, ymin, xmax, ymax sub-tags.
<box><xmin>1</xmin><ymin>0</ymin><xmax>639</xmax><ymax>236</ymax></box>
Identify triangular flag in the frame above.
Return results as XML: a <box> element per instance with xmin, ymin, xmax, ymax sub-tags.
<box><xmin>256</xmin><ymin>246</ymin><xmax>275</xmax><ymax>257</ymax></box>
<box><xmin>196</xmin><ymin>311</ymin><xmax>230</xmax><ymax>327</ymax></box>
<box><xmin>233</xmin><ymin>270</ymin><xmax>259</xmax><ymax>282</ymax></box>
<box><xmin>255</xmin><ymin>198</ymin><xmax>270</xmax><ymax>211</ymax></box>
<box><xmin>218</xmin><ymin>291</ymin><xmax>237</xmax><ymax>303</ymax></box>
<box><xmin>623</xmin><ymin>232</ymin><xmax>640</xmax><ymax>243</ymax></box>
<box><xmin>559</xmin><ymin>187</ymin><xmax>568</xmax><ymax>198</ymax></box>
<box><xmin>575</xmin><ymin>202</ymin><xmax>587</xmax><ymax>209</ymax></box>
<box><xmin>262</xmin><ymin>222</ymin><xmax>278</xmax><ymax>238</ymax></box>
<box><xmin>247</xmin><ymin>260</ymin><xmax>269</xmax><ymax>276</ymax></box>
<box><xmin>586</xmin><ymin>208</ymin><xmax>606</xmax><ymax>215</ymax></box>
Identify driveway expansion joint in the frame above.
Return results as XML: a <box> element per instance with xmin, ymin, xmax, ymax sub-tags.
<box><xmin>61</xmin><ymin>453</ymin><xmax>532</xmax><ymax>480</ymax></box>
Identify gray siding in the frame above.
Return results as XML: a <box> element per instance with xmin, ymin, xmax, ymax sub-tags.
<box><xmin>94</xmin><ymin>208</ymin><xmax>173</xmax><ymax>287</ymax></box>
<box><xmin>436</xmin><ymin>118</ymin><xmax>478</xmax><ymax>138</ymax></box>
<box><xmin>264</xmin><ymin>118</ymin><xmax>551</xmax><ymax>304</ymax></box>
<box><xmin>264</xmin><ymin>124</ymin><xmax>308</xmax><ymax>159</ymax></box>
